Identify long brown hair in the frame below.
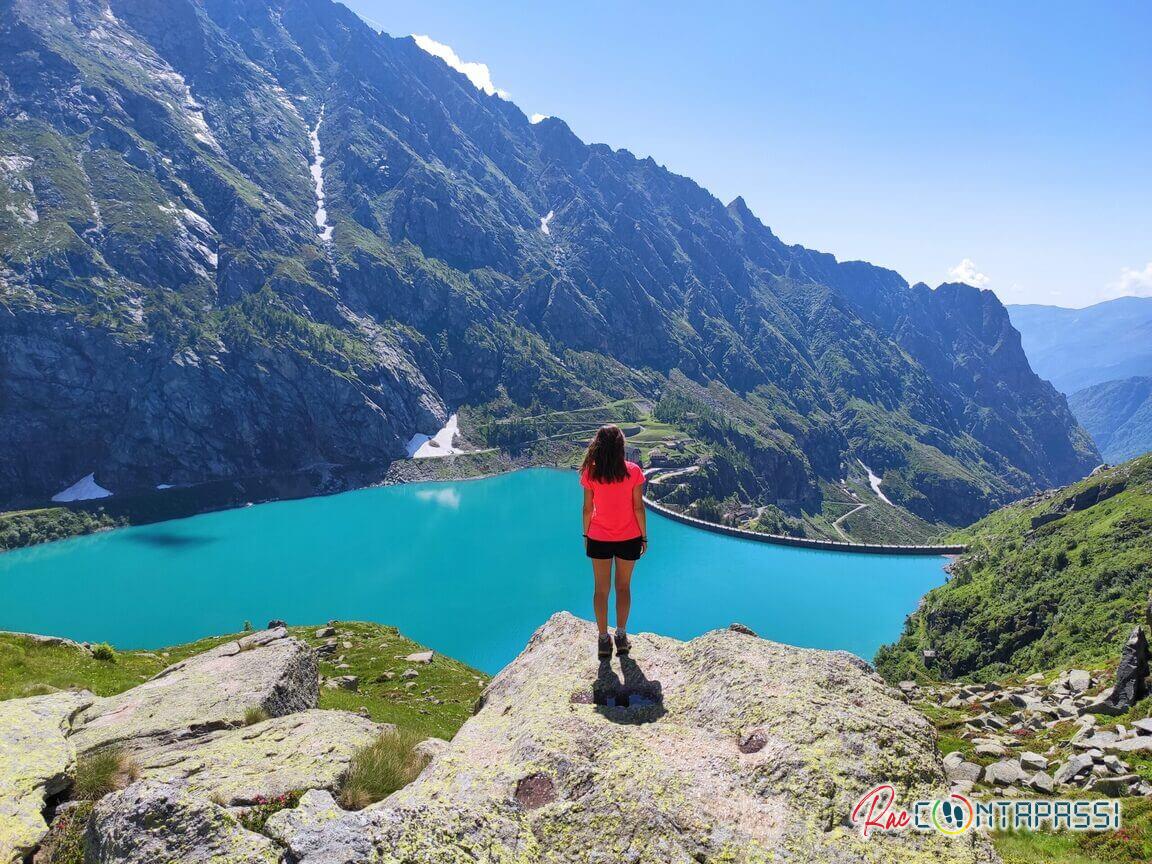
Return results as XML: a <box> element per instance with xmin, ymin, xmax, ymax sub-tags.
<box><xmin>581</xmin><ymin>424</ymin><xmax>628</xmax><ymax>483</ymax></box>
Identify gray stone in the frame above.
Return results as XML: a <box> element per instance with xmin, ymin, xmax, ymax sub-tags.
<box><xmin>984</xmin><ymin>759</ymin><xmax>1027</xmax><ymax>786</ymax></box>
<box><xmin>405</xmin><ymin>651</ymin><xmax>434</xmax><ymax>664</ymax></box>
<box><xmin>131</xmin><ymin>710</ymin><xmax>387</xmax><ymax>805</ymax></box>
<box><xmin>401</xmin><ymin>668</ymin><xmax>419</xmax><ymax>679</ymax></box>
<box><xmin>1080</xmin><ymin>687</ymin><xmax>1125</xmax><ymax>716</ymax></box>
<box><xmin>264</xmin><ymin>790</ymin><xmax>377</xmax><ymax>864</ymax></box>
<box><xmin>316</xmin><ymin>626</ymin><xmax>337</xmax><ymax>638</ymax></box>
<box><xmin>975</xmin><ymin>742</ymin><xmax>1007</xmax><ymax>757</ymax></box>
<box><xmin>71</xmin><ymin>628</ymin><xmax>318</xmax><ymax>757</ymax></box>
<box><xmin>1019</xmin><ymin>751</ymin><xmax>1048</xmax><ymax>771</ymax></box>
<box><xmin>1132</xmin><ymin>717</ymin><xmax>1152</xmax><ymax>735</ymax></box>
<box><xmin>1067</xmin><ymin>670</ymin><xmax>1092</xmax><ymax>692</ymax></box>
<box><xmin>942</xmin><ymin>751</ymin><xmax>965</xmax><ymax>770</ymax></box>
<box><xmin>1054</xmin><ymin>754</ymin><xmax>1094</xmax><ymax>784</ymax></box>
<box><xmin>945</xmin><ymin>761</ymin><xmax>982</xmax><ymax>785</ymax></box>
<box><xmin>1102</xmin><ymin>736</ymin><xmax>1152</xmax><ymax>754</ymax></box>
<box><xmin>86</xmin><ymin>781</ymin><xmax>279</xmax><ymax>863</ymax></box>
<box><xmin>327</xmin><ymin>675</ymin><xmax>359</xmax><ymax>691</ymax></box>
<box><xmin>267</xmin><ymin>613</ymin><xmax>996</xmax><ymax>863</ymax></box>
<box><xmin>1028</xmin><ymin>771</ymin><xmax>1055</xmax><ymax>794</ymax></box>
<box><xmin>0</xmin><ymin>691</ymin><xmax>94</xmax><ymax>863</ymax></box>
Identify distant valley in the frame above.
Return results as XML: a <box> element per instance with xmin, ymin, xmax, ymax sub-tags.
<box><xmin>1009</xmin><ymin>297</ymin><xmax>1152</xmax><ymax>465</ymax></box>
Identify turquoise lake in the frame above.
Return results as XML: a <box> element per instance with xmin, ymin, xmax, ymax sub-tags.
<box><xmin>0</xmin><ymin>468</ymin><xmax>947</xmax><ymax>673</ymax></box>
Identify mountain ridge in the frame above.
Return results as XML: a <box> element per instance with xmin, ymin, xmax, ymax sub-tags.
<box><xmin>0</xmin><ymin>0</ymin><xmax>1097</xmax><ymax>533</ymax></box>
<box><xmin>1007</xmin><ymin>296</ymin><xmax>1152</xmax><ymax>394</ymax></box>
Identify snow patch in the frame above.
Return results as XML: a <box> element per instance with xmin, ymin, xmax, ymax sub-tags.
<box><xmin>539</xmin><ymin>210</ymin><xmax>554</xmax><ymax>235</ymax></box>
<box><xmin>52</xmin><ymin>473</ymin><xmax>113</xmax><ymax>502</ymax></box>
<box><xmin>529</xmin><ymin>113</ymin><xmax>550</xmax><ymax>124</ymax></box>
<box><xmin>309</xmin><ymin>107</ymin><xmax>333</xmax><ymax>243</ymax></box>
<box><xmin>156</xmin><ymin>483</ymin><xmax>175</xmax><ymax>490</ymax></box>
<box><xmin>858</xmin><ymin>460</ymin><xmax>893</xmax><ymax>506</ymax></box>
<box><xmin>406</xmin><ymin>413</ymin><xmax>465</xmax><ymax>458</ymax></box>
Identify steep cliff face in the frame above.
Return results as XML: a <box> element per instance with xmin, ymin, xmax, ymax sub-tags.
<box><xmin>0</xmin><ymin>0</ymin><xmax>1097</xmax><ymax>522</ymax></box>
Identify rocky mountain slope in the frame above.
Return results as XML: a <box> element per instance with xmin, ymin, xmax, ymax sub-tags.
<box><xmin>876</xmin><ymin>454</ymin><xmax>1152</xmax><ymax>682</ymax></box>
<box><xmin>0</xmin><ymin>0</ymin><xmax>1097</xmax><ymax>530</ymax></box>
<box><xmin>1</xmin><ymin>616</ymin><xmax>998</xmax><ymax>863</ymax></box>
<box><xmin>1008</xmin><ymin>297</ymin><xmax>1152</xmax><ymax>395</ymax></box>
<box><xmin>1069</xmin><ymin>376</ymin><xmax>1152</xmax><ymax>463</ymax></box>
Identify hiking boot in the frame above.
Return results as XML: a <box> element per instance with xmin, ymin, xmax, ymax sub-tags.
<box><xmin>597</xmin><ymin>634</ymin><xmax>613</xmax><ymax>659</ymax></box>
<box><xmin>615</xmin><ymin>630</ymin><xmax>631</xmax><ymax>657</ymax></box>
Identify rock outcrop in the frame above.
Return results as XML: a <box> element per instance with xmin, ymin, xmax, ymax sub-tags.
<box><xmin>132</xmin><ymin>710</ymin><xmax>388</xmax><ymax>805</ymax></box>
<box><xmin>0</xmin><ymin>691</ymin><xmax>93</xmax><ymax>863</ymax></box>
<box><xmin>3</xmin><ymin>616</ymin><xmax>1007</xmax><ymax>862</ymax></box>
<box><xmin>1107</xmin><ymin>626</ymin><xmax>1149</xmax><ymax>711</ymax></box>
<box><xmin>86</xmin><ymin>781</ymin><xmax>280</xmax><ymax>864</ymax></box>
<box><xmin>268</xmin><ymin>613</ymin><xmax>994</xmax><ymax>863</ymax></box>
<box><xmin>71</xmin><ymin>628</ymin><xmax>318</xmax><ymax>757</ymax></box>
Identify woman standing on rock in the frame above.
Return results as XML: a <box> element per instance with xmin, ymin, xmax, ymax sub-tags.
<box><xmin>581</xmin><ymin>424</ymin><xmax>647</xmax><ymax>659</ymax></box>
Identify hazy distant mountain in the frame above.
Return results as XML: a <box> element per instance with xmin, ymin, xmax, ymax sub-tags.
<box><xmin>0</xmin><ymin>0</ymin><xmax>1097</xmax><ymax>528</ymax></box>
<box><xmin>1008</xmin><ymin>297</ymin><xmax>1152</xmax><ymax>393</ymax></box>
<box><xmin>1068</xmin><ymin>376</ymin><xmax>1152</xmax><ymax>463</ymax></box>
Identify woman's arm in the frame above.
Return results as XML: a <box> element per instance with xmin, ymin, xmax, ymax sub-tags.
<box><xmin>582</xmin><ymin>488</ymin><xmax>593</xmax><ymax>536</ymax></box>
<box><xmin>632</xmin><ymin>484</ymin><xmax>647</xmax><ymax>555</ymax></box>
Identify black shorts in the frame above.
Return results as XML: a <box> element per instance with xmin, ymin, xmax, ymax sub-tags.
<box><xmin>585</xmin><ymin>536</ymin><xmax>643</xmax><ymax>560</ymax></box>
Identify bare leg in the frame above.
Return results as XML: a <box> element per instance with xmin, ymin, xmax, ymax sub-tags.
<box><xmin>614</xmin><ymin>557</ymin><xmax>636</xmax><ymax>632</ymax></box>
<box><xmin>592</xmin><ymin>558</ymin><xmax>613</xmax><ymax>635</ymax></box>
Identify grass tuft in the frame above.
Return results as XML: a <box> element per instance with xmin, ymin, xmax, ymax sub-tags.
<box><xmin>243</xmin><ymin>706</ymin><xmax>270</xmax><ymax>726</ymax></box>
<box><xmin>72</xmin><ymin>748</ymin><xmax>137</xmax><ymax>800</ymax></box>
<box><xmin>339</xmin><ymin>729</ymin><xmax>429</xmax><ymax>810</ymax></box>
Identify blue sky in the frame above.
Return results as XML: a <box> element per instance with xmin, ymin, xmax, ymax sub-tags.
<box><xmin>344</xmin><ymin>1</ymin><xmax>1150</xmax><ymax>308</ymax></box>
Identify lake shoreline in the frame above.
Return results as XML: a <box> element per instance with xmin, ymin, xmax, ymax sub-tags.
<box><xmin>0</xmin><ymin>469</ymin><xmax>949</xmax><ymax>670</ymax></box>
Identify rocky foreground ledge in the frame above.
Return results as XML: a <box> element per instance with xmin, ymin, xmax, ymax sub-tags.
<box><xmin>1</xmin><ymin>616</ymin><xmax>996</xmax><ymax>863</ymax></box>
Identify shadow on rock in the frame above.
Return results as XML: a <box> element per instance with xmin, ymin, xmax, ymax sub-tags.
<box><xmin>584</xmin><ymin>656</ymin><xmax>666</xmax><ymax>724</ymax></box>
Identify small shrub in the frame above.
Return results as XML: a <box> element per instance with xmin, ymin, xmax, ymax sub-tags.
<box><xmin>90</xmin><ymin>643</ymin><xmax>116</xmax><ymax>663</ymax></box>
<box><xmin>243</xmin><ymin>706</ymin><xmax>270</xmax><ymax>726</ymax></box>
<box><xmin>239</xmin><ymin>791</ymin><xmax>302</xmax><ymax>832</ymax></box>
<box><xmin>339</xmin><ymin>730</ymin><xmax>430</xmax><ymax>810</ymax></box>
<box><xmin>35</xmin><ymin>801</ymin><xmax>94</xmax><ymax>864</ymax></box>
<box><xmin>242</xmin><ymin>620</ymin><xmax>253</xmax><ymax>632</ymax></box>
<box><xmin>73</xmin><ymin>748</ymin><xmax>137</xmax><ymax>800</ymax></box>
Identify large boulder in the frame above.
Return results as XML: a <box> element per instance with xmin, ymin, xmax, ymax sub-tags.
<box><xmin>71</xmin><ymin>628</ymin><xmax>317</xmax><ymax>757</ymax></box>
<box><xmin>277</xmin><ymin>613</ymin><xmax>995</xmax><ymax>863</ymax></box>
<box><xmin>1107</xmin><ymin>626</ymin><xmax>1149</xmax><ymax>711</ymax></box>
<box><xmin>0</xmin><ymin>691</ymin><xmax>93</xmax><ymax>863</ymax></box>
<box><xmin>85</xmin><ymin>781</ymin><xmax>280</xmax><ymax>863</ymax></box>
<box><xmin>133</xmin><ymin>710</ymin><xmax>389</xmax><ymax>804</ymax></box>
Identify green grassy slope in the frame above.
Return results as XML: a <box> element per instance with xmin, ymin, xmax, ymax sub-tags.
<box><xmin>876</xmin><ymin>453</ymin><xmax>1152</xmax><ymax>682</ymax></box>
<box><xmin>0</xmin><ymin>622</ymin><xmax>487</xmax><ymax>740</ymax></box>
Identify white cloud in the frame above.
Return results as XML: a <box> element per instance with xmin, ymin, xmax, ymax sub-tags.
<box><xmin>1103</xmin><ymin>261</ymin><xmax>1152</xmax><ymax>299</ymax></box>
<box><xmin>530</xmin><ymin>113</ymin><xmax>549</xmax><ymax>124</ymax></box>
<box><xmin>412</xmin><ymin>35</ymin><xmax>508</xmax><ymax>99</ymax></box>
<box><xmin>946</xmin><ymin>258</ymin><xmax>990</xmax><ymax>288</ymax></box>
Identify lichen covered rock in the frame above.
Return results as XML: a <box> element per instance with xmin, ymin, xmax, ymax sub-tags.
<box><xmin>134</xmin><ymin>709</ymin><xmax>389</xmax><ymax>804</ymax></box>
<box><xmin>71</xmin><ymin>628</ymin><xmax>317</xmax><ymax>757</ymax></box>
<box><xmin>85</xmin><ymin>780</ymin><xmax>280</xmax><ymax>863</ymax></box>
<box><xmin>0</xmin><ymin>691</ymin><xmax>93</xmax><ymax>863</ymax></box>
<box><xmin>283</xmin><ymin>613</ymin><xmax>997</xmax><ymax>862</ymax></box>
